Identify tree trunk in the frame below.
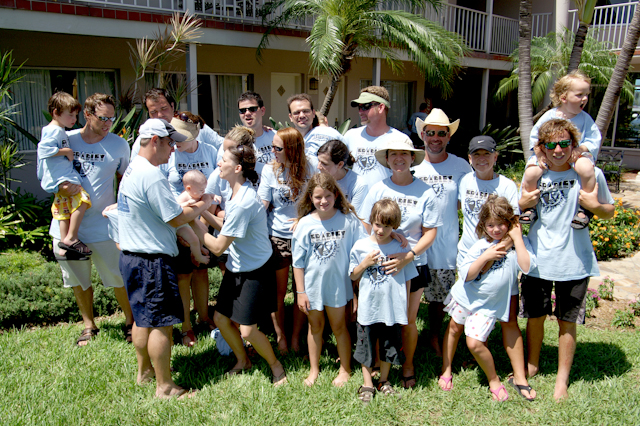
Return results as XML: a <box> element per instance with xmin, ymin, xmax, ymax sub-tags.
<box><xmin>595</xmin><ymin>4</ymin><xmax>640</xmax><ymax>139</ymax></box>
<box><xmin>568</xmin><ymin>22</ymin><xmax>589</xmax><ymax>73</ymax></box>
<box><xmin>518</xmin><ymin>0</ymin><xmax>534</xmax><ymax>155</ymax></box>
<box><xmin>319</xmin><ymin>77</ymin><xmax>341</xmax><ymax>117</ymax></box>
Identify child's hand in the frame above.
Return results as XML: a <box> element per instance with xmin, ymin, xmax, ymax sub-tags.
<box><xmin>481</xmin><ymin>244</ymin><xmax>507</xmax><ymax>262</ymax></box>
<box><xmin>362</xmin><ymin>249</ymin><xmax>381</xmax><ymax>268</ymax></box>
<box><xmin>297</xmin><ymin>292</ymin><xmax>311</xmax><ymax>315</ymax></box>
<box><xmin>212</xmin><ymin>195</ymin><xmax>222</xmax><ymax>205</ymax></box>
<box><xmin>534</xmin><ymin>146</ymin><xmax>548</xmax><ymax>170</ymax></box>
<box><xmin>507</xmin><ymin>222</ymin><xmax>523</xmax><ymax>241</ymax></box>
<box><xmin>101</xmin><ymin>203</ymin><xmax>117</xmax><ymax>218</ymax></box>
<box><xmin>390</xmin><ymin>231</ymin><xmax>409</xmax><ymax>248</ymax></box>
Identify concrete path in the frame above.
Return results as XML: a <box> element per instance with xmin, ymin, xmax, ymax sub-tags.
<box><xmin>590</xmin><ymin>173</ymin><xmax>640</xmax><ymax>301</ymax></box>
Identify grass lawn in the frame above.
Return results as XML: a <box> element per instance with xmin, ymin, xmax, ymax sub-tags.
<box><xmin>1</xmin><ymin>305</ymin><xmax>639</xmax><ymax>426</ymax></box>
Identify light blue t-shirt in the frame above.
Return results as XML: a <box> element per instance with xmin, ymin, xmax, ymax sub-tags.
<box><xmin>117</xmin><ymin>156</ymin><xmax>183</xmax><ymax>255</ymax></box>
<box><xmin>37</xmin><ymin>124</ymin><xmax>83</xmax><ymax>193</ymax></box>
<box><xmin>257</xmin><ymin>160</ymin><xmax>317</xmax><ymax>238</ymax></box>
<box><xmin>48</xmin><ymin>130</ymin><xmax>130</xmax><ymax>244</ymax></box>
<box><xmin>349</xmin><ymin>237</ymin><xmax>418</xmax><ymax>326</ymax></box>
<box><xmin>292</xmin><ymin>211</ymin><xmax>365</xmax><ymax>310</ymax></box>
<box><xmin>412</xmin><ymin>154</ymin><xmax>472</xmax><ymax>270</ymax></box>
<box><xmin>199</xmin><ymin>124</ymin><xmax>225</xmax><ymax>150</ymax></box>
<box><xmin>451</xmin><ymin>237</ymin><xmax>536</xmax><ymax>322</ymax></box>
<box><xmin>359</xmin><ymin>178</ymin><xmax>442</xmax><ymax>266</ymax></box>
<box><xmin>526</xmin><ymin>168</ymin><xmax>613</xmax><ymax>281</ymax></box>
<box><xmin>530</xmin><ymin>108</ymin><xmax>601</xmax><ymax>160</ymax></box>
<box><xmin>337</xmin><ymin>169</ymin><xmax>368</xmax><ymax>213</ymax></box>
<box><xmin>344</xmin><ymin>126</ymin><xmax>401</xmax><ymax>191</ymax></box>
<box><xmin>220</xmin><ymin>182</ymin><xmax>273</xmax><ymax>273</ymax></box>
<box><xmin>457</xmin><ymin>172</ymin><xmax>520</xmax><ymax>267</ymax></box>
<box><xmin>104</xmin><ymin>208</ymin><xmax>119</xmax><ymax>244</ymax></box>
<box><xmin>217</xmin><ymin>129</ymin><xmax>275</xmax><ymax>166</ymax></box>
<box><xmin>166</xmin><ymin>142</ymin><xmax>218</xmax><ymax>196</ymax></box>
<box><xmin>304</xmin><ymin>126</ymin><xmax>345</xmax><ymax>157</ymax></box>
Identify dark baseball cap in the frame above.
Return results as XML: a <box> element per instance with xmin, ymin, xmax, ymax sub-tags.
<box><xmin>468</xmin><ymin>135</ymin><xmax>497</xmax><ymax>154</ymax></box>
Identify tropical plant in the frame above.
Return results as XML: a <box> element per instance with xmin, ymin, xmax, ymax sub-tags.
<box><xmin>0</xmin><ymin>51</ymin><xmax>38</xmax><ymax>146</ymax></box>
<box><xmin>611</xmin><ymin>309</ymin><xmax>635</xmax><ymax>328</ymax></box>
<box><xmin>517</xmin><ymin>0</ymin><xmax>534</xmax><ymax>155</ymax></box>
<box><xmin>595</xmin><ymin>4</ymin><xmax>640</xmax><ymax>137</ymax></box>
<box><xmin>257</xmin><ymin>0</ymin><xmax>469</xmax><ymax>116</ymax></box>
<box><xmin>568</xmin><ymin>0</ymin><xmax>597</xmax><ymax>73</ymax></box>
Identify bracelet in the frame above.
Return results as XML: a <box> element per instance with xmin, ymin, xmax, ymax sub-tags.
<box><xmin>296</xmin><ymin>291</ymin><xmax>306</xmax><ymax>294</ymax></box>
<box><xmin>410</xmin><ymin>249</ymin><xmax>417</xmax><ymax>257</ymax></box>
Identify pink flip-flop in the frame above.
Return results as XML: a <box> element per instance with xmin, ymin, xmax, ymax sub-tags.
<box><xmin>438</xmin><ymin>375</ymin><xmax>453</xmax><ymax>391</ymax></box>
<box><xmin>490</xmin><ymin>384</ymin><xmax>509</xmax><ymax>402</ymax></box>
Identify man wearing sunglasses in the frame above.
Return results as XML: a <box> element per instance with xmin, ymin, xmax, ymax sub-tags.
<box><xmin>118</xmin><ymin>118</ymin><xmax>212</xmax><ymax>398</ymax></box>
<box><xmin>286</xmin><ymin>93</ymin><xmax>344</xmax><ymax>157</ymax></box>
<box><xmin>42</xmin><ymin>93</ymin><xmax>134</xmax><ymax>347</ymax></box>
<box><xmin>345</xmin><ymin>86</ymin><xmax>403</xmax><ymax>191</ymax></box>
<box><xmin>237</xmin><ymin>91</ymin><xmax>275</xmax><ymax>165</ymax></box>
<box><xmin>411</xmin><ymin>108</ymin><xmax>471</xmax><ymax>358</ymax></box>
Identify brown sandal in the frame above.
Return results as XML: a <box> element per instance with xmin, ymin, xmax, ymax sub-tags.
<box><xmin>76</xmin><ymin>327</ymin><xmax>99</xmax><ymax>347</ymax></box>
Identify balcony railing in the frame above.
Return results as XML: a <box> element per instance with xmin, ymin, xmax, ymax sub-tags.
<box><xmin>569</xmin><ymin>2</ymin><xmax>638</xmax><ymax>50</ymax></box>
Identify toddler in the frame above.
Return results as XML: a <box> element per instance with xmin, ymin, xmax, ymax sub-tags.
<box><xmin>176</xmin><ymin>170</ymin><xmax>210</xmax><ymax>265</ymax></box>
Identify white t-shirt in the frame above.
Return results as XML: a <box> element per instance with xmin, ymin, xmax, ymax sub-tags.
<box><xmin>526</xmin><ymin>168</ymin><xmax>613</xmax><ymax>281</ymax></box>
<box><xmin>412</xmin><ymin>154</ymin><xmax>472</xmax><ymax>270</ymax></box>
<box><xmin>359</xmin><ymin>178</ymin><xmax>442</xmax><ymax>266</ymax></box>
<box><xmin>292</xmin><ymin>211</ymin><xmax>365</xmax><ymax>310</ymax></box>
<box><xmin>304</xmin><ymin>126</ymin><xmax>345</xmax><ymax>157</ymax></box>
<box><xmin>255</xmin><ymin>129</ymin><xmax>276</xmax><ymax>164</ymax></box>
<box><xmin>117</xmin><ymin>156</ymin><xmax>183</xmax><ymax>255</ymax></box>
<box><xmin>457</xmin><ymin>172</ymin><xmax>520</xmax><ymax>267</ymax></box>
<box><xmin>349</xmin><ymin>237</ymin><xmax>418</xmax><ymax>326</ymax></box>
<box><xmin>37</xmin><ymin>123</ymin><xmax>83</xmax><ymax>193</ymax></box>
<box><xmin>48</xmin><ymin>130</ymin><xmax>130</xmax><ymax>244</ymax></box>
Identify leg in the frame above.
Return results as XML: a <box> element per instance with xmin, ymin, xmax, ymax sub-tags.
<box><xmin>213</xmin><ymin>311</ymin><xmax>251</xmax><ymax>371</ymax></box>
<box><xmin>305</xmin><ymin>310</ymin><xmax>325</xmax><ymax>386</ymax></box>
<box><xmin>501</xmin><ymin>295</ymin><xmax>535</xmax><ymax>400</ymax></box>
<box><xmin>239</xmin><ymin>323</ymin><xmax>286</xmax><ymax>385</ymax></box>
<box><xmin>113</xmin><ymin>286</ymin><xmax>134</xmax><ymax>327</ymax></box>
<box><xmin>63</xmin><ymin>202</ymin><xmax>89</xmax><ymax>245</ymax></box>
<box><xmin>191</xmin><ymin>268</ymin><xmax>213</xmax><ymax>328</ymax></box>
<box><xmin>73</xmin><ymin>285</ymin><xmax>97</xmax><ymax>337</ymax></box>
<box><xmin>466</xmin><ymin>336</ymin><xmax>507</xmax><ymax>401</ymax></box>
<box><xmin>325</xmin><ymin>306</ymin><xmax>352</xmax><ymax>386</ymax></box>
<box><xmin>131</xmin><ymin>324</ymin><xmax>155</xmax><ymax>384</ymax></box>
<box><xmin>555</xmin><ymin>319</ymin><xmax>577</xmax><ymax>401</ymax></box>
<box><xmin>59</xmin><ymin>219</ymin><xmax>71</xmax><ymax>256</ymax></box>
<box><xmin>526</xmin><ymin>316</ymin><xmax>546</xmax><ymax>378</ymax></box>
<box><xmin>575</xmin><ymin>156</ymin><xmax>596</xmax><ymax>193</ymax></box>
<box><xmin>362</xmin><ymin>365</ymin><xmax>374</xmax><ymax>388</ymax></box>
<box><xmin>177</xmin><ymin>273</ymin><xmax>195</xmax><ymax>346</ymax></box>
<box><xmin>439</xmin><ymin>318</ymin><xmax>463</xmax><ymax>390</ymax></box>
<box><xmin>290</xmin><ymin>274</ymin><xmax>306</xmax><ymax>353</ymax></box>
<box><xmin>402</xmin><ymin>288</ymin><xmax>423</xmax><ymax>384</ymax></box>
<box><xmin>427</xmin><ymin>301</ymin><xmax>445</xmax><ymax>357</ymax></box>
<box><xmin>522</xmin><ymin>164</ymin><xmax>544</xmax><ymax>192</ymax></box>
<box><xmin>148</xmin><ymin>326</ymin><xmax>188</xmax><ymax>398</ymax></box>
<box><xmin>378</xmin><ymin>361</ymin><xmax>392</xmax><ymax>383</ymax></box>
<box><xmin>271</xmin><ymin>265</ymin><xmax>290</xmax><ymax>354</ymax></box>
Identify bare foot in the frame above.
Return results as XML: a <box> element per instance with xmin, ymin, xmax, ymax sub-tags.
<box><xmin>155</xmin><ymin>385</ymin><xmax>196</xmax><ymax>399</ymax></box>
<box><xmin>332</xmin><ymin>370</ymin><xmax>350</xmax><ymax>387</ymax></box>
<box><xmin>270</xmin><ymin>361</ymin><xmax>287</xmax><ymax>387</ymax></box>
<box><xmin>277</xmin><ymin>340</ymin><xmax>289</xmax><ymax>356</ymax></box>
<box><xmin>429</xmin><ymin>334</ymin><xmax>443</xmax><ymax>357</ymax></box>
<box><xmin>553</xmin><ymin>382</ymin><xmax>568</xmax><ymax>402</ymax></box>
<box><xmin>304</xmin><ymin>372</ymin><xmax>318</xmax><ymax>387</ymax></box>
<box><xmin>527</xmin><ymin>363</ymin><xmax>539</xmax><ymax>379</ymax></box>
<box><xmin>230</xmin><ymin>358</ymin><xmax>252</xmax><ymax>373</ymax></box>
<box><xmin>137</xmin><ymin>368</ymin><xmax>155</xmax><ymax>385</ymax></box>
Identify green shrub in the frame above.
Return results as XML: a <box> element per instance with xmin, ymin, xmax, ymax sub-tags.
<box><xmin>629</xmin><ymin>298</ymin><xmax>640</xmax><ymax>317</ymax></box>
<box><xmin>598</xmin><ymin>276</ymin><xmax>615</xmax><ymax>301</ymax></box>
<box><xmin>611</xmin><ymin>309</ymin><xmax>635</xmax><ymax>328</ymax></box>
<box><xmin>590</xmin><ymin>199</ymin><xmax>640</xmax><ymax>261</ymax></box>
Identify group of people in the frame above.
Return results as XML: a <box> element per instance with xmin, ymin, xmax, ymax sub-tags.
<box><xmin>36</xmin><ymin>72</ymin><xmax>614</xmax><ymax>403</ymax></box>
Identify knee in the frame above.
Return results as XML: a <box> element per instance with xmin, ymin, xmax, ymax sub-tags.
<box><xmin>308</xmin><ymin>320</ymin><xmax>324</xmax><ymax>335</ymax></box>
<box><xmin>213</xmin><ymin>311</ymin><xmax>228</xmax><ymax>328</ymax></box>
<box><xmin>448</xmin><ymin>320</ymin><xmax>464</xmax><ymax>336</ymax></box>
<box><xmin>466</xmin><ymin>337</ymin><xmax>485</xmax><ymax>353</ymax></box>
<box><xmin>239</xmin><ymin>325</ymin><xmax>258</xmax><ymax>340</ymax></box>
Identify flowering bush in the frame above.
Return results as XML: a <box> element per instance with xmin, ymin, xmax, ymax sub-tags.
<box><xmin>629</xmin><ymin>298</ymin><xmax>640</xmax><ymax>317</ymax></box>
<box><xmin>585</xmin><ymin>288</ymin><xmax>600</xmax><ymax>318</ymax></box>
<box><xmin>590</xmin><ymin>199</ymin><xmax>640</xmax><ymax>261</ymax></box>
<box><xmin>598</xmin><ymin>276</ymin><xmax>615</xmax><ymax>301</ymax></box>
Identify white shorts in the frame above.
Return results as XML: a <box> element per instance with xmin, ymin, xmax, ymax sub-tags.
<box><xmin>444</xmin><ymin>296</ymin><xmax>497</xmax><ymax>343</ymax></box>
<box><xmin>53</xmin><ymin>238</ymin><xmax>124</xmax><ymax>291</ymax></box>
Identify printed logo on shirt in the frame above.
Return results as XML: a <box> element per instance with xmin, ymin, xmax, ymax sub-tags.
<box><xmin>311</xmin><ymin>231</ymin><xmax>346</xmax><ymax>263</ymax></box>
<box><xmin>117</xmin><ymin>192</ymin><xmax>130</xmax><ymax>214</ymax></box>
<box><xmin>61</xmin><ymin>138</ymin><xmax>70</xmax><ymax>149</ymax></box>
<box><xmin>73</xmin><ymin>151</ymin><xmax>107</xmax><ymax>178</ymax></box>
<box><xmin>177</xmin><ymin>161</ymin><xmax>210</xmax><ymax>180</ymax></box>
<box><xmin>463</xmin><ymin>190</ymin><xmax>492</xmax><ymax>219</ymax></box>
<box><xmin>417</xmin><ymin>175</ymin><xmax>453</xmax><ymax>199</ymax></box>
<box><xmin>256</xmin><ymin>145</ymin><xmax>274</xmax><ymax>164</ymax></box>
<box><xmin>390</xmin><ymin>196</ymin><xmax>419</xmax><ymax>218</ymax></box>
<box><xmin>355</xmin><ymin>147</ymin><xmax>378</xmax><ymax>173</ymax></box>
<box><xmin>277</xmin><ymin>185</ymin><xmax>296</xmax><ymax>206</ymax></box>
<box><xmin>365</xmin><ymin>255</ymin><xmax>392</xmax><ymax>287</ymax></box>
<box><xmin>540</xmin><ymin>180</ymin><xmax>576</xmax><ymax>213</ymax></box>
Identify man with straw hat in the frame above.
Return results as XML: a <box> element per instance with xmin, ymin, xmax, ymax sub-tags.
<box><xmin>411</xmin><ymin>108</ymin><xmax>471</xmax><ymax>357</ymax></box>
<box><xmin>345</xmin><ymin>86</ymin><xmax>406</xmax><ymax>191</ymax></box>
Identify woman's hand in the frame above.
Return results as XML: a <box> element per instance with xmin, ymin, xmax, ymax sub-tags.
<box><xmin>384</xmin><ymin>250</ymin><xmax>414</xmax><ymax>276</ymax></box>
<box><xmin>297</xmin><ymin>292</ymin><xmax>311</xmax><ymax>315</ymax></box>
<box><xmin>390</xmin><ymin>231</ymin><xmax>409</xmax><ymax>248</ymax></box>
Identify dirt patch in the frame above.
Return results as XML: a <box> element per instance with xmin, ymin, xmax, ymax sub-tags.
<box><xmin>581</xmin><ymin>298</ymin><xmax>640</xmax><ymax>331</ymax></box>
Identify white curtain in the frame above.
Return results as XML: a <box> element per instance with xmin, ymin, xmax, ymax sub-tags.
<box><xmin>10</xmin><ymin>69</ymin><xmax>51</xmax><ymax>151</ymax></box>
<box><xmin>77</xmin><ymin>71</ymin><xmax>116</xmax><ymax>106</ymax></box>
<box><xmin>215</xmin><ymin>75</ymin><xmax>243</xmax><ymax>135</ymax></box>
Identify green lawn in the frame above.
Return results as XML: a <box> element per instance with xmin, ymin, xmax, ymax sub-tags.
<box><xmin>1</xmin><ymin>310</ymin><xmax>639</xmax><ymax>426</ymax></box>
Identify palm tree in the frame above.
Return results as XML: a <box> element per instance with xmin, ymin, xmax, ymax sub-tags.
<box><xmin>256</xmin><ymin>0</ymin><xmax>468</xmax><ymax>116</ymax></box>
<box><xmin>595</xmin><ymin>4</ymin><xmax>640</xmax><ymax>137</ymax></box>
<box><xmin>568</xmin><ymin>0</ymin><xmax>597</xmax><ymax>73</ymax></box>
<box><xmin>517</xmin><ymin>0</ymin><xmax>534</xmax><ymax>154</ymax></box>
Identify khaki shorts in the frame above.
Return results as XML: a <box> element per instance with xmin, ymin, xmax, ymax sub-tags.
<box><xmin>53</xmin><ymin>238</ymin><xmax>124</xmax><ymax>291</ymax></box>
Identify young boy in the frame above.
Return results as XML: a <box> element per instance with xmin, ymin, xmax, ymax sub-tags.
<box><xmin>520</xmin><ymin>71</ymin><xmax>600</xmax><ymax>229</ymax></box>
<box><xmin>37</xmin><ymin>92</ymin><xmax>92</xmax><ymax>259</ymax></box>
<box><xmin>349</xmin><ymin>199</ymin><xmax>418</xmax><ymax>404</ymax></box>
<box><xmin>176</xmin><ymin>170</ymin><xmax>211</xmax><ymax>265</ymax></box>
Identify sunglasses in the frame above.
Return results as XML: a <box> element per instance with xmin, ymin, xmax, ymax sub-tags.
<box><xmin>423</xmin><ymin>130</ymin><xmax>448</xmax><ymax>138</ymax></box>
<box><xmin>161</xmin><ymin>137</ymin><xmax>176</xmax><ymax>148</ymax></box>
<box><xmin>174</xmin><ymin>112</ymin><xmax>194</xmax><ymax>123</ymax></box>
<box><xmin>544</xmin><ymin>139</ymin><xmax>572</xmax><ymax>150</ymax></box>
<box><xmin>92</xmin><ymin>113</ymin><xmax>116</xmax><ymax>123</ymax></box>
<box><xmin>239</xmin><ymin>106</ymin><xmax>259</xmax><ymax>114</ymax></box>
<box><xmin>357</xmin><ymin>102</ymin><xmax>379</xmax><ymax>112</ymax></box>
<box><xmin>271</xmin><ymin>144</ymin><xmax>284</xmax><ymax>152</ymax></box>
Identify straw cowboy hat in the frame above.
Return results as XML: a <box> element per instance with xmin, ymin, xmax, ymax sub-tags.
<box><xmin>374</xmin><ymin>134</ymin><xmax>425</xmax><ymax>168</ymax></box>
<box><xmin>415</xmin><ymin>108</ymin><xmax>460</xmax><ymax>139</ymax></box>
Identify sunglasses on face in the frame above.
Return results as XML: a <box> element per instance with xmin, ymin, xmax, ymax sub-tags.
<box><xmin>423</xmin><ymin>130</ymin><xmax>448</xmax><ymax>138</ymax></box>
<box><xmin>174</xmin><ymin>112</ymin><xmax>194</xmax><ymax>123</ymax></box>
<box><xmin>238</xmin><ymin>106</ymin><xmax>259</xmax><ymax>114</ymax></box>
<box><xmin>357</xmin><ymin>102</ymin><xmax>379</xmax><ymax>112</ymax></box>
<box><xmin>92</xmin><ymin>113</ymin><xmax>116</xmax><ymax>123</ymax></box>
<box><xmin>161</xmin><ymin>137</ymin><xmax>176</xmax><ymax>148</ymax></box>
<box><xmin>271</xmin><ymin>145</ymin><xmax>284</xmax><ymax>152</ymax></box>
<box><xmin>544</xmin><ymin>139</ymin><xmax>572</xmax><ymax>150</ymax></box>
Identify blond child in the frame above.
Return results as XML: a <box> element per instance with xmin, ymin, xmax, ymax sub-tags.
<box><xmin>176</xmin><ymin>170</ymin><xmax>210</xmax><ymax>266</ymax></box>
<box><xmin>37</xmin><ymin>92</ymin><xmax>92</xmax><ymax>258</ymax></box>
<box><xmin>520</xmin><ymin>71</ymin><xmax>600</xmax><ymax>229</ymax></box>
<box><xmin>349</xmin><ymin>199</ymin><xmax>418</xmax><ymax>404</ymax></box>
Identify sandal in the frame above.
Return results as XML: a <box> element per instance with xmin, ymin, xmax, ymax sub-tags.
<box><xmin>438</xmin><ymin>375</ymin><xmax>453</xmax><ymax>391</ymax></box>
<box><xmin>357</xmin><ymin>385</ymin><xmax>375</xmax><ymax>405</ymax></box>
<box><xmin>123</xmin><ymin>323</ymin><xmax>133</xmax><ymax>344</ymax></box>
<box><xmin>376</xmin><ymin>381</ymin><xmax>400</xmax><ymax>398</ymax></box>
<box><xmin>181</xmin><ymin>329</ymin><xmax>196</xmax><ymax>347</ymax></box>
<box><xmin>272</xmin><ymin>369</ymin><xmax>288</xmax><ymax>386</ymax></box>
<box><xmin>519</xmin><ymin>208</ymin><xmax>538</xmax><ymax>224</ymax></box>
<box><xmin>570</xmin><ymin>207</ymin><xmax>593</xmax><ymax>230</ymax></box>
<box><xmin>400</xmin><ymin>375</ymin><xmax>416</xmax><ymax>389</ymax></box>
<box><xmin>58</xmin><ymin>240</ymin><xmax>92</xmax><ymax>256</ymax></box>
<box><xmin>507</xmin><ymin>377</ymin><xmax>535</xmax><ymax>401</ymax></box>
<box><xmin>490</xmin><ymin>384</ymin><xmax>509</xmax><ymax>402</ymax></box>
<box><xmin>76</xmin><ymin>327</ymin><xmax>99</xmax><ymax>347</ymax></box>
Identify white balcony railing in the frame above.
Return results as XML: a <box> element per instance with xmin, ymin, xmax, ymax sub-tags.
<box><xmin>569</xmin><ymin>2</ymin><xmax>638</xmax><ymax>50</ymax></box>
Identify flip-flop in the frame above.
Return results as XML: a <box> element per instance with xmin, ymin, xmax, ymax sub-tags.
<box><xmin>58</xmin><ymin>240</ymin><xmax>92</xmax><ymax>256</ymax></box>
<box><xmin>401</xmin><ymin>375</ymin><xmax>416</xmax><ymax>389</ymax></box>
<box><xmin>55</xmin><ymin>251</ymin><xmax>90</xmax><ymax>261</ymax></box>
<box><xmin>438</xmin><ymin>375</ymin><xmax>453</xmax><ymax>391</ymax></box>
<box><xmin>490</xmin><ymin>384</ymin><xmax>509</xmax><ymax>402</ymax></box>
<box><xmin>181</xmin><ymin>330</ymin><xmax>196</xmax><ymax>347</ymax></box>
<box><xmin>507</xmin><ymin>377</ymin><xmax>535</xmax><ymax>401</ymax></box>
<box><xmin>226</xmin><ymin>367</ymin><xmax>250</xmax><ymax>376</ymax></box>
<box><xmin>272</xmin><ymin>370</ymin><xmax>288</xmax><ymax>386</ymax></box>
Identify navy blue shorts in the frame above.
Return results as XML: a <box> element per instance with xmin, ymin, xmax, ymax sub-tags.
<box><xmin>410</xmin><ymin>264</ymin><xmax>431</xmax><ymax>293</ymax></box>
<box><xmin>119</xmin><ymin>251</ymin><xmax>183</xmax><ymax>328</ymax></box>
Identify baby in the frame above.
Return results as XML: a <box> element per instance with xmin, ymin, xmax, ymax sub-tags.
<box><xmin>176</xmin><ymin>170</ymin><xmax>211</xmax><ymax>265</ymax></box>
